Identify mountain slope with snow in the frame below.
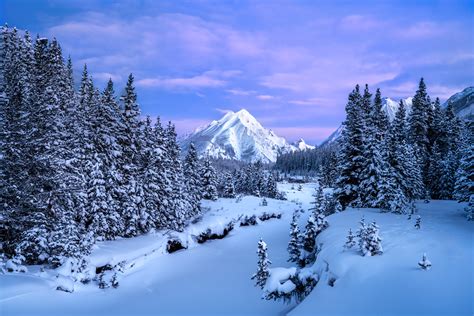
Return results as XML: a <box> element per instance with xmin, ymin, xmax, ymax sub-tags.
<box><xmin>443</xmin><ymin>86</ymin><xmax>474</xmax><ymax>120</ymax></box>
<box><xmin>180</xmin><ymin>109</ymin><xmax>306</xmax><ymax>163</ymax></box>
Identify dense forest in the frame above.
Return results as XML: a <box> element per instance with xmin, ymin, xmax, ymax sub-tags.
<box><xmin>0</xmin><ymin>27</ymin><xmax>279</xmax><ymax>267</ymax></box>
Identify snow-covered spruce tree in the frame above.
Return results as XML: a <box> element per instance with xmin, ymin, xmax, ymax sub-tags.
<box><xmin>437</xmin><ymin>102</ymin><xmax>462</xmax><ymax>200</ymax></box>
<box><xmin>252</xmin><ymin>239</ymin><xmax>271</xmax><ymax>289</ymax></box>
<box><xmin>358</xmin><ymin>220</ymin><xmax>383</xmax><ymax>256</ymax></box>
<box><xmin>302</xmin><ymin>185</ymin><xmax>328</xmax><ymax>266</ymax></box>
<box><xmin>222</xmin><ymin>172</ymin><xmax>236</xmax><ymax>198</ymax></box>
<box><xmin>249</xmin><ymin>161</ymin><xmax>265</xmax><ymax>197</ymax></box>
<box><xmin>265</xmin><ymin>173</ymin><xmax>279</xmax><ymax>198</ymax></box>
<box><xmin>408</xmin><ymin>78</ymin><xmax>430</xmax><ymax>191</ymax></box>
<box><xmin>86</xmin><ymin>152</ymin><xmax>112</xmax><ymax>240</ymax></box>
<box><xmin>287</xmin><ymin>211</ymin><xmax>302</xmax><ymax>266</ymax></box>
<box><xmin>118</xmin><ymin>74</ymin><xmax>142</xmax><ymax>237</ymax></box>
<box><xmin>359</xmin><ymin>87</ymin><xmax>400</xmax><ymax>209</ymax></box>
<box><xmin>309</xmin><ymin>183</ymin><xmax>329</xmax><ymax>234</ymax></box>
<box><xmin>183</xmin><ymin>143</ymin><xmax>202</xmax><ymax>216</ymax></box>
<box><xmin>151</xmin><ymin>117</ymin><xmax>177</xmax><ymax>229</ymax></box>
<box><xmin>201</xmin><ymin>157</ymin><xmax>219</xmax><ymax>201</ymax></box>
<box><xmin>302</xmin><ymin>215</ymin><xmax>317</xmax><ymax>264</ymax></box>
<box><xmin>164</xmin><ymin>122</ymin><xmax>188</xmax><ymax>231</ymax></box>
<box><xmin>454</xmin><ymin>124</ymin><xmax>473</xmax><ymax>208</ymax></box>
<box><xmin>334</xmin><ymin>85</ymin><xmax>365</xmax><ymax>209</ymax></box>
<box><xmin>0</xmin><ymin>27</ymin><xmax>37</xmax><ymax>257</ymax></box>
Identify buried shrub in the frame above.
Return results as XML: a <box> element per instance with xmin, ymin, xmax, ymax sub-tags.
<box><xmin>166</xmin><ymin>238</ymin><xmax>187</xmax><ymax>253</ymax></box>
<box><xmin>259</xmin><ymin>212</ymin><xmax>282</xmax><ymax>221</ymax></box>
<box><xmin>240</xmin><ymin>215</ymin><xmax>258</xmax><ymax>226</ymax></box>
<box><xmin>196</xmin><ymin>222</ymin><xmax>235</xmax><ymax>244</ymax></box>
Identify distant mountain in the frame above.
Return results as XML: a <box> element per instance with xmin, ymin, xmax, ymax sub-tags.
<box><xmin>180</xmin><ymin>109</ymin><xmax>308</xmax><ymax>163</ymax></box>
<box><xmin>443</xmin><ymin>87</ymin><xmax>474</xmax><ymax>120</ymax></box>
<box><xmin>292</xmin><ymin>138</ymin><xmax>315</xmax><ymax>151</ymax></box>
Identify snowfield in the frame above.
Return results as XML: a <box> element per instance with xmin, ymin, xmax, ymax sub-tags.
<box><xmin>1</xmin><ymin>183</ymin><xmax>472</xmax><ymax>316</ymax></box>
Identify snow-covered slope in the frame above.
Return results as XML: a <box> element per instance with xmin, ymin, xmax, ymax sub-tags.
<box><xmin>180</xmin><ymin>109</ymin><xmax>300</xmax><ymax>163</ymax></box>
<box><xmin>443</xmin><ymin>86</ymin><xmax>474</xmax><ymax>120</ymax></box>
<box><xmin>290</xmin><ymin>200</ymin><xmax>472</xmax><ymax>316</ymax></box>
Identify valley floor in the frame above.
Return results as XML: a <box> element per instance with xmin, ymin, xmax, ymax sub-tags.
<box><xmin>0</xmin><ymin>183</ymin><xmax>472</xmax><ymax>316</ymax></box>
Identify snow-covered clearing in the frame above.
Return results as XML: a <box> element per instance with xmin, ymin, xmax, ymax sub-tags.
<box><xmin>1</xmin><ymin>183</ymin><xmax>472</xmax><ymax>316</ymax></box>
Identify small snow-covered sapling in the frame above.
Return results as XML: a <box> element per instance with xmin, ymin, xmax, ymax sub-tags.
<box><xmin>415</xmin><ymin>215</ymin><xmax>421</xmax><ymax>229</ymax></box>
<box><xmin>424</xmin><ymin>190</ymin><xmax>430</xmax><ymax>203</ymax></box>
<box><xmin>297</xmin><ymin>184</ymin><xmax>303</xmax><ymax>191</ymax></box>
<box><xmin>261</xmin><ymin>197</ymin><xmax>268</xmax><ymax>206</ymax></box>
<box><xmin>344</xmin><ymin>229</ymin><xmax>356</xmax><ymax>249</ymax></box>
<box><xmin>418</xmin><ymin>253</ymin><xmax>432</xmax><ymax>270</ymax></box>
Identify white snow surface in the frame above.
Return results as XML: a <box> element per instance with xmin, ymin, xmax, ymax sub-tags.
<box><xmin>180</xmin><ymin>109</ymin><xmax>301</xmax><ymax>163</ymax></box>
<box><xmin>291</xmin><ymin>200</ymin><xmax>473</xmax><ymax>316</ymax></box>
<box><xmin>1</xmin><ymin>183</ymin><xmax>472</xmax><ymax>316</ymax></box>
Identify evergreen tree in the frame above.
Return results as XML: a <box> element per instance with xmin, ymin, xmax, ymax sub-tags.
<box><xmin>265</xmin><ymin>173</ymin><xmax>279</xmax><ymax>198</ymax></box>
<box><xmin>252</xmin><ymin>239</ymin><xmax>271</xmax><ymax>289</ymax></box>
<box><xmin>335</xmin><ymin>85</ymin><xmax>364</xmax><ymax>208</ymax></box>
<box><xmin>201</xmin><ymin>157</ymin><xmax>218</xmax><ymax>201</ymax></box>
<box><xmin>183</xmin><ymin>143</ymin><xmax>202</xmax><ymax>216</ymax></box>
<box><xmin>344</xmin><ymin>229</ymin><xmax>356</xmax><ymax>249</ymax></box>
<box><xmin>119</xmin><ymin>74</ymin><xmax>142</xmax><ymax>237</ymax></box>
<box><xmin>287</xmin><ymin>211</ymin><xmax>302</xmax><ymax>265</ymax></box>
<box><xmin>454</xmin><ymin>134</ymin><xmax>473</xmax><ymax>204</ymax></box>
<box><xmin>223</xmin><ymin>172</ymin><xmax>236</xmax><ymax>198</ymax></box>
<box><xmin>408</xmin><ymin>78</ymin><xmax>430</xmax><ymax>190</ymax></box>
<box><xmin>358</xmin><ymin>220</ymin><xmax>383</xmax><ymax>256</ymax></box>
<box><xmin>164</xmin><ymin>122</ymin><xmax>188</xmax><ymax>231</ymax></box>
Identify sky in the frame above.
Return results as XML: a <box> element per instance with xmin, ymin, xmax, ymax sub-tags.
<box><xmin>2</xmin><ymin>0</ymin><xmax>473</xmax><ymax>144</ymax></box>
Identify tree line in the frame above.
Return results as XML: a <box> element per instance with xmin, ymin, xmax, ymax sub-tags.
<box><xmin>0</xmin><ymin>27</ymin><xmax>226</xmax><ymax>266</ymax></box>
<box><xmin>334</xmin><ymin>80</ymin><xmax>472</xmax><ymax>216</ymax></box>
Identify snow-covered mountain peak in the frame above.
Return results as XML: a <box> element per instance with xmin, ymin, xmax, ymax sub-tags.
<box><xmin>180</xmin><ymin>109</ymin><xmax>301</xmax><ymax>163</ymax></box>
<box><xmin>293</xmin><ymin>138</ymin><xmax>315</xmax><ymax>151</ymax></box>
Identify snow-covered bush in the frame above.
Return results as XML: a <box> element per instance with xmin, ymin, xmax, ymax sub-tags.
<box><xmin>167</xmin><ymin>238</ymin><xmax>187</xmax><ymax>253</ymax></box>
<box><xmin>261</xmin><ymin>197</ymin><xmax>268</xmax><ymax>206</ymax></box>
<box><xmin>5</xmin><ymin>257</ymin><xmax>27</xmax><ymax>273</ymax></box>
<box><xmin>240</xmin><ymin>215</ymin><xmax>258</xmax><ymax>226</ymax></box>
<box><xmin>258</xmin><ymin>212</ymin><xmax>282</xmax><ymax>221</ymax></box>
<box><xmin>97</xmin><ymin>261</ymin><xmax>124</xmax><ymax>289</ymax></box>
<box><xmin>415</xmin><ymin>215</ymin><xmax>421</xmax><ymax>229</ymax></box>
<box><xmin>196</xmin><ymin>222</ymin><xmax>234</xmax><ymax>244</ymax></box>
<box><xmin>56</xmin><ymin>275</ymin><xmax>75</xmax><ymax>293</ymax></box>
<box><xmin>262</xmin><ymin>267</ymin><xmax>318</xmax><ymax>303</ymax></box>
<box><xmin>418</xmin><ymin>253</ymin><xmax>432</xmax><ymax>270</ymax></box>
